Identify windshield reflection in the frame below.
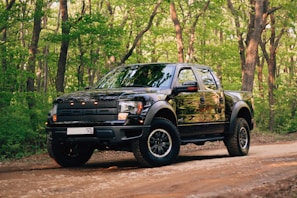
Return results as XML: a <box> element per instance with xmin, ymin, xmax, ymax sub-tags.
<box><xmin>97</xmin><ymin>64</ymin><xmax>175</xmax><ymax>89</ymax></box>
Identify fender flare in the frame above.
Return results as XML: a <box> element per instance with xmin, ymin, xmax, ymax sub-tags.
<box><xmin>227</xmin><ymin>101</ymin><xmax>253</xmax><ymax>135</ymax></box>
<box><xmin>144</xmin><ymin>101</ymin><xmax>177</xmax><ymax>126</ymax></box>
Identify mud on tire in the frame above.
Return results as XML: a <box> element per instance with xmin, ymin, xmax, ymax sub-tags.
<box><xmin>132</xmin><ymin>117</ymin><xmax>180</xmax><ymax>167</ymax></box>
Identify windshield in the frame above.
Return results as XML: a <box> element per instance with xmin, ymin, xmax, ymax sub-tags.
<box><xmin>97</xmin><ymin>64</ymin><xmax>175</xmax><ymax>89</ymax></box>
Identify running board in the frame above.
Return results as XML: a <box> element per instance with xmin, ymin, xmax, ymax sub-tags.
<box><xmin>181</xmin><ymin>135</ymin><xmax>224</xmax><ymax>144</ymax></box>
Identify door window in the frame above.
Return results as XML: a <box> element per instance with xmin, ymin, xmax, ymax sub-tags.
<box><xmin>177</xmin><ymin>68</ymin><xmax>197</xmax><ymax>86</ymax></box>
<box><xmin>195</xmin><ymin>69</ymin><xmax>218</xmax><ymax>90</ymax></box>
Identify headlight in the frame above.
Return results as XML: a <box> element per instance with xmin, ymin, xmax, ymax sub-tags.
<box><xmin>50</xmin><ymin>104</ymin><xmax>58</xmax><ymax>122</ymax></box>
<box><xmin>118</xmin><ymin>101</ymin><xmax>143</xmax><ymax>120</ymax></box>
<box><xmin>119</xmin><ymin>101</ymin><xmax>143</xmax><ymax>114</ymax></box>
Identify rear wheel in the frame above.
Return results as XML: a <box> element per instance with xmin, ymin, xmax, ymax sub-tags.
<box><xmin>47</xmin><ymin>140</ymin><xmax>94</xmax><ymax>167</ymax></box>
<box><xmin>224</xmin><ymin>118</ymin><xmax>250</xmax><ymax>156</ymax></box>
<box><xmin>132</xmin><ymin>118</ymin><xmax>180</xmax><ymax>167</ymax></box>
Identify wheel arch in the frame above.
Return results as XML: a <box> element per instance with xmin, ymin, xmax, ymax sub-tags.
<box><xmin>227</xmin><ymin>101</ymin><xmax>253</xmax><ymax>135</ymax></box>
<box><xmin>144</xmin><ymin>101</ymin><xmax>177</xmax><ymax>126</ymax></box>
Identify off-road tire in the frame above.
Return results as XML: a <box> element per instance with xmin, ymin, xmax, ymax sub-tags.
<box><xmin>132</xmin><ymin>117</ymin><xmax>180</xmax><ymax>167</ymax></box>
<box><xmin>224</xmin><ymin>118</ymin><xmax>250</xmax><ymax>156</ymax></box>
<box><xmin>47</xmin><ymin>139</ymin><xmax>94</xmax><ymax>167</ymax></box>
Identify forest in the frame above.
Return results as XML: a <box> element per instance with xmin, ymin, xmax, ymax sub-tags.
<box><xmin>0</xmin><ymin>0</ymin><xmax>296</xmax><ymax>159</ymax></box>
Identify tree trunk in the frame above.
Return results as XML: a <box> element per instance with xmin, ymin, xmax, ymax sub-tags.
<box><xmin>242</xmin><ymin>41</ymin><xmax>258</xmax><ymax>91</ymax></box>
<box><xmin>227</xmin><ymin>0</ymin><xmax>246</xmax><ymax>72</ymax></box>
<box><xmin>56</xmin><ymin>0</ymin><xmax>70</xmax><ymax>93</ymax></box>
<box><xmin>0</xmin><ymin>0</ymin><xmax>15</xmax><ymax>109</ymax></box>
<box><xmin>241</xmin><ymin>0</ymin><xmax>267</xmax><ymax>92</ymax></box>
<box><xmin>77</xmin><ymin>36</ymin><xmax>84</xmax><ymax>88</ymax></box>
<box><xmin>257</xmin><ymin>56</ymin><xmax>264</xmax><ymax>99</ymax></box>
<box><xmin>259</xmin><ymin>11</ymin><xmax>284</xmax><ymax>132</ymax></box>
<box><xmin>27</xmin><ymin>0</ymin><xmax>43</xmax><ymax>94</ymax></box>
<box><xmin>1</xmin><ymin>0</ymin><xmax>15</xmax><ymax>92</ymax></box>
<box><xmin>43</xmin><ymin>45</ymin><xmax>49</xmax><ymax>93</ymax></box>
<box><xmin>186</xmin><ymin>0</ymin><xmax>210</xmax><ymax>63</ymax></box>
<box><xmin>0</xmin><ymin>0</ymin><xmax>15</xmax><ymax>33</ymax></box>
<box><xmin>170</xmin><ymin>2</ymin><xmax>184</xmax><ymax>63</ymax></box>
<box><xmin>268</xmin><ymin>14</ymin><xmax>284</xmax><ymax>132</ymax></box>
<box><xmin>1</xmin><ymin>26</ymin><xmax>7</xmax><ymax>80</ymax></box>
<box><xmin>26</xmin><ymin>0</ymin><xmax>43</xmax><ymax>115</ymax></box>
<box><xmin>26</xmin><ymin>0</ymin><xmax>43</xmax><ymax>132</ymax></box>
<box><xmin>289</xmin><ymin>56</ymin><xmax>296</xmax><ymax>118</ymax></box>
<box><xmin>267</xmin><ymin>56</ymin><xmax>275</xmax><ymax>132</ymax></box>
<box><xmin>89</xmin><ymin>48</ymin><xmax>100</xmax><ymax>87</ymax></box>
<box><xmin>227</xmin><ymin>0</ymin><xmax>267</xmax><ymax>92</ymax></box>
<box><xmin>267</xmin><ymin>14</ymin><xmax>276</xmax><ymax>132</ymax></box>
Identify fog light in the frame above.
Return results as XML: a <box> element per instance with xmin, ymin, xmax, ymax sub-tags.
<box><xmin>118</xmin><ymin>112</ymin><xmax>128</xmax><ymax>120</ymax></box>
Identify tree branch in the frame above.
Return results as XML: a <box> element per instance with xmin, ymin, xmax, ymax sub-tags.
<box><xmin>0</xmin><ymin>0</ymin><xmax>16</xmax><ymax>32</ymax></box>
<box><xmin>119</xmin><ymin>0</ymin><xmax>162</xmax><ymax>64</ymax></box>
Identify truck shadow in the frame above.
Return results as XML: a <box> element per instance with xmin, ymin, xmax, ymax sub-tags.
<box><xmin>0</xmin><ymin>153</ymin><xmax>230</xmax><ymax>173</ymax></box>
<box><xmin>83</xmin><ymin>153</ymin><xmax>230</xmax><ymax>170</ymax></box>
<box><xmin>176</xmin><ymin>154</ymin><xmax>229</xmax><ymax>163</ymax></box>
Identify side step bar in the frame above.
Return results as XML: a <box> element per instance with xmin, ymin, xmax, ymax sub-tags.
<box><xmin>181</xmin><ymin>135</ymin><xmax>224</xmax><ymax>144</ymax></box>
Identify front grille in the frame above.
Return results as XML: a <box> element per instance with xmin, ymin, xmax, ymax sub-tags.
<box><xmin>57</xmin><ymin>100</ymin><xmax>118</xmax><ymax>122</ymax></box>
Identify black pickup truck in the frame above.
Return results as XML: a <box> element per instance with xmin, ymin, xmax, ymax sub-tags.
<box><xmin>46</xmin><ymin>63</ymin><xmax>254</xmax><ymax>167</ymax></box>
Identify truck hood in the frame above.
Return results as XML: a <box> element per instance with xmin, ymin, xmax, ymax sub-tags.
<box><xmin>54</xmin><ymin>87</ymin><xmax>172</xmax><ymax>104</ymax></box>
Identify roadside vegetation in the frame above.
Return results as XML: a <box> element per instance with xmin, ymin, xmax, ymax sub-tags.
<box><xmin>0</xmin><ymin>0</ymin><xmax>296</xmax><ymax>159</ymax></box>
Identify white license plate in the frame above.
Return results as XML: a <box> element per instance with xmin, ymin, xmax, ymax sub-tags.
<box><xmin>67</xmin><ymin>127</ymin><xmax>94</xmax><ymax>135</ymax></box>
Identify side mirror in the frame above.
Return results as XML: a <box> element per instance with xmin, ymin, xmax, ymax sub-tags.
<box><xmin>174</xmin><ymin>81</ymin><xmax>198</xmax><ymax>94</ymax></box>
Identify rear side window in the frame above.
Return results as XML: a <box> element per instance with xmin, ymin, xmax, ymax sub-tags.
<box><xmin>195</xmin><ymin>68</ymin><xmax>218</xmax><ymax>90</ymax></box>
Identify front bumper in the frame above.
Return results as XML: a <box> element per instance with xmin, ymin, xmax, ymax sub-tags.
<box><xmin>46</xmin><ymin>124</ymin><xmax>150</xmax><ymax>146</ymax></box>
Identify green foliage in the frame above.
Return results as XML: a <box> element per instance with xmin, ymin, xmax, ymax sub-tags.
<box><xmin>0</xmin><ymin>92</ymin><xmax>51</xmax><ymax>160</ymax></box>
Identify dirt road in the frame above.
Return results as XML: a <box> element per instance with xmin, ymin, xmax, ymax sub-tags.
<box><xmin>1</xmin><ymin>140</ymin><xmax>297</xmax><ymax>198</ymax></box>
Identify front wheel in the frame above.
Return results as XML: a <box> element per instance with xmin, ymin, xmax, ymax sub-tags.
<box><xmin>47</xmin><ymin>140</ymin><xmax>94</xmax><ymax>167</ymax></box>
<box><xmin>224</xmin><ymin>118</ymin><xmax>250</xmax><ymax>156</ymax></box>
<box><xmin>132</xmin><ymin>118</ymin><xmax>180</xmax><ymax>167</ymax></box>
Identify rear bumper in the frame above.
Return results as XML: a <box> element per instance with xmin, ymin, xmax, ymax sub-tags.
<box><xmin>46</xmin><ymin>124</ymin><xmax>150</xmax><ymax>146</ymax></box>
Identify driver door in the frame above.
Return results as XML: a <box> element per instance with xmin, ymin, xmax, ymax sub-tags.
<box><xmin>174</xmin><ymin>68</ymin><xmax>205</xmax><ymax>125</ymax></box>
